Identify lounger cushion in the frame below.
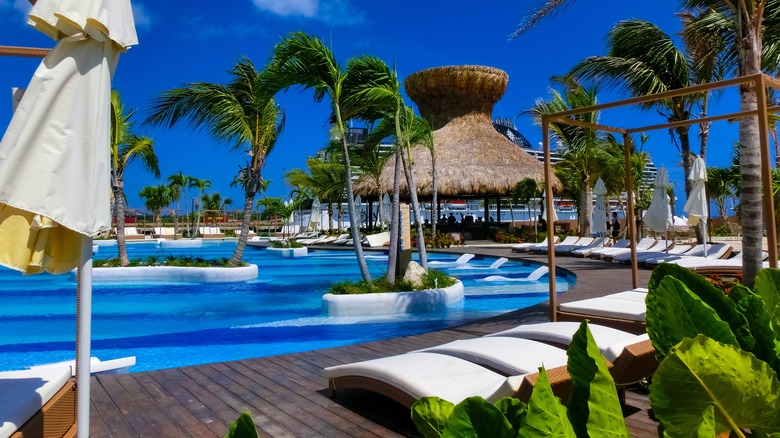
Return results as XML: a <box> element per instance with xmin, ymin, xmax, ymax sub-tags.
<box><xmin>558</xmin><ymin>297</ymin><xmax>646</xmax><ymax>321</ymax></box>
<box><xmin>0</xmin><ymin>366</ymin><xmax>72</xmax><ymax>437</ymax></box>
<box><xmin>486</xmin><ymin>322</ymin><xmax>638</xmax><ymax>355</ymax></box>
<box><xmin>414</xmin><ymin>337</ymin><xmax>568</xmax><ymax>376</ymax></box>
<box><xmin>324</xmin><ymin>352</ymin><xmax>507</xmax><ymax>405</ymax></box>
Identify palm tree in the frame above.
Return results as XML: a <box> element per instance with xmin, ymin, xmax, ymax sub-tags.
<box><xmin>189</xmin><ymin>178</ymin><xmax>211</xmax><ymax>236</ymax></box>
<box><xmin>527</xmin><ymin>80</ymin><xmax>608</xmax><ymax>236</ymax></box>
<box><xmin>264</xmin><ymin>32</ymin><xmax>373</xmax><ymax>281</ymax></box>
<box><xmin>139</xmin><ymin>185</ymin><xmax>171</xmax><ymax>227</ymax></box>
<box><xmin>707</xmin><ymin>166</ymin><xmax>736</xmax><ymax>219</ymax></box>
<box><xmin>110</xmin><ymin>90</ymin><xmax>159</xmax><ymax>266</ymax></box>
<box><xmin>512</xmin><ymin>178</ymin><xmax>542</xmax><ymax>235</ymax></box>
<box><xmin>167</xmin><ymin>171</ymin><xmax>191</xmax><ymax>239</ymax></box>
<box><xmin>146</xmin><ymin>58</ymin><xmax>285</xmax><ymax>267</ymax></box>
<box><xmin>343</xmin><ymin>56</ymin><xmax>432</xmax><ymax>272</ymax></box>
<box><xmin>201</xmin><ymin>192</ymin><xmax>222</xmax><ymax>223</ymax></box>
<box><xmin>285</xmin><ymin>157</ymin><xmax>345</xmax><ymax>234</ymax></box>
<box><xmin>514</xmin><ymin>0</ymin><xmax>780</xmax><ymax>287</ymax></box>
<box><xmin>257</xmin><ymin>196</ymin><xmax>297</xmax><ymax>239</ymax></box>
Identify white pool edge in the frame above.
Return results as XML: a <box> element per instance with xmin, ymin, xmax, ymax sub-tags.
<box><xmin>90</xmin><ymin>264</ymin><xmax>259</xmax><ymax>283</ymax></box>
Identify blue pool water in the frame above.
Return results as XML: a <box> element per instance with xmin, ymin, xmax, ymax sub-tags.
<box><xmin>0</xmin><ymin>241</ymin><xmax>574</xmax><ymax>372</ymax></box>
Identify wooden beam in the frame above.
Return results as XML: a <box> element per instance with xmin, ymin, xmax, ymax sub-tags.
<box><xmin>0</xmin><ymin>45</ymin><xmax>49</xmax><ymax>58</ymax></box>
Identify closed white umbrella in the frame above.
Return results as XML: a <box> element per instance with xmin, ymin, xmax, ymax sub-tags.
<box><xmin>591</xmin><ymin>178</ymin><xmax>608</xmax><ymax>237</ymax></box>
<box><xmin>643</xmin><ymin>166</ymin><xmax>672</xmax><ymax>251</ymax></box>
<box><xmin>381</xmin><ymin>193</ymin><xmax>391</xmax><ymax>227</ymax></box>
<box><xmin>308</xmin><ymin>197</ymin><xmax>320</xmax><ymax>232</ymax></box>
<box><xmin>684</xmin><ymin>157</ymin><xmax>709</xmax><ymax>256</ymax></box>
<box><xmin>0</xmin><ymin>1</ymin><xmax>137</xmax><ymax>436</ymax></box>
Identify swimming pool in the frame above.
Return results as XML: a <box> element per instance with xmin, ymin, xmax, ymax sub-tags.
<box><xmin>0</xmin><ymin>241</ymin><xmax>574</xmax><ymax>372</ymax></box>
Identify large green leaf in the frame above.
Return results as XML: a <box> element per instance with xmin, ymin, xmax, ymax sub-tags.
<box><xmin>731</xmin><ymin>288</ymin><xmax>780</xmax><ymax>375</ymax></box>
<box><xmin>566</xmin><ymin>321</ymin><xmax>629</xmax><ymax>437</ymax></box>
<box><xmin>411</xmin><ymin>397</ymin><xmax>454</xmax><ymax>438</ymax></box>
<box><xmin>694</xmin><ymin>404</ymin><xmax>716</xmax><ymax>437</ymax></box>
<box><xmin>649</xmin><ymin>335</ymin><xmax>780</xmax><ymax>436</ymax></box>
<box><xmin>493</xmin><ymin>397</ymin><xmax>527</xmax><ymax>437</ymax></box>
<box><xmin>225</xmin><ymin>412</ymin><xmax>259</xmax><ymax>438</ymax></box>
<box><xmin>646</xmin><ymin>276</ymin><xmax>739</xmax><ymax>359</ymax></box>
<box><xmin>441</xmin><ymin>397</ymin><xmax>514</xmax><ymax>438</ymax></box>
<box><xmin>755</xmin><ymin>268</ymin><xmax>780</xmax><ymax>330</ymax></box>
<box><xmin>518</xmin><ymin>368</ymin><xmax>576</xmax><ymax>438</ymax></box>
<box><xmin>649</xmin><ymin>264</ymin><xmax>754</xmax><ymax>350</ymax></box>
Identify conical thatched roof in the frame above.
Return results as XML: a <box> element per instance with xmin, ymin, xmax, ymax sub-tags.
<box><xmin>356</xmin><ymin>65</ymin><xmax>558</xmax><ymax>198</ymax></box>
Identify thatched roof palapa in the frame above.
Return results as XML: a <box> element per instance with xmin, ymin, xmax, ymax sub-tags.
<box><xmin>356</xmin><ymin>65</ymin><xmax>558</xmax><ymax>198</ymax></box>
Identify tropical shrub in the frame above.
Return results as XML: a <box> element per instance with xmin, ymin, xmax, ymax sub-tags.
<box><xmin>328</xmin><ymin>269</ymin><xmax>457</xmax><ymax>295</ymax></box>
<box><xmin>411</xmin><ymin>321</ymin><xmax>630</xmax><ymax>437</ymax></box>
<box><xmin>492</xmin><ymin>229</ymin><xmax>523</xmax><ymax>244</ymax></box>
<box><xmin>270</xmin><ymin>240</ymin><xmax>303</xmax><ymax>248</ymax></box>
<box><xmin>645</xmin><ymin>264</ymin><xmax>780</xmax><ymax>436</ymax></box>
<box><xmin>93</xmin><ymin>256</ymin><xmax>244</xmax><ymax>268</ymax></box>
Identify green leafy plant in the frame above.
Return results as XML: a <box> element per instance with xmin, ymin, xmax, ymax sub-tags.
<box><xmin>93</xmin><ymin>256</ymin><xmax>245</xmax><ymax>268</ymax></box>
<box><xmin>225</xmin><ymin>412</ymin><xmax>259</xmax><ymax>438</ymax></box>
<box><xmin>328</xmin><ymin>269</ymin><xmax>456</xmax><ymax>295</ymax></box>
<box><xmin>645</xmin><ymin>265</ymin><xmax>780</xmax><ymax>436</ymax></box>
<box><xmin>410</xmin><ymin>321</ymin><xmax>630</xmax><ymax>437</ymax></box>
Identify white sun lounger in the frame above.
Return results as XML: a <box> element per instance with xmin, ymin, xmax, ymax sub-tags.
<box><xmin>510</xmin><ymin>236</ymin><xmax>559</xmax><ymax>253</ymax></box>
<box><xmin>556</xmin><ymin>289</ymin><xmax>648</xmax><ymax>333</ymax></box>
<box><xmin>0</xmin><ymin>366</ymin><xmax>75</xmax><ymax>438</ymax></box>
<box><xmin>597</xmin><ymin>237</ymin><xmax>661</xmax><ymax>261</ymax></box>
<box><xmin>414</xmin><ymin>337</ymin><xmax>568</xmax><ymax>376</ymax></box>
<box><xmin>529</xmin><ymin>236</ymin><xmax>580</xmax><ymax>254</ymax></box>
<box><xmin>570</xmin><ymin>237</ymin><xmax>616</xmax><ymax>257</ymax></box>
<box><xmin>554</xmin><ymin>236</ymin><xmax>603</xmax><ymax>256</ymax></box>
<box><xmin>29</xmin><ymin>356</ymin><xmax>136</xmax><ymax>376</ymax></box>
<box><xmin>325</xmin><ymin>322</ymin><xmax>656</xmax><ymax>408</ymax></box>
<box><xmin>583</xmin><ymin>239</ymin><xmax>629</xmax><ymax>258</ymax></box>
<box><xmin>611</xmin><ymin>243</ymin><xmax>691</xmax><ymax>263</ymax></box>
<box><xmin>643</xmin><ymin>243</ymin><xmax>733</xmax><ymax>267</ymax></box>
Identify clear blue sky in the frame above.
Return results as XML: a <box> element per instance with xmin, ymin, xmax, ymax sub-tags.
<box><xmin>0</xmin><ymin>0</ymin><xmax>747</xmax><ymax>216</ymax></box>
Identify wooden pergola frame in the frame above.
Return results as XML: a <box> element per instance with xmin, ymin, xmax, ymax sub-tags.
<box><xmin>542</xmin><ymin>73</ymin><xmax>780</xmax><ymax>321</ymax></box>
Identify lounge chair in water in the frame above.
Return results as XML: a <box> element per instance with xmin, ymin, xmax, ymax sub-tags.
<box><xmin>479</xmin><ymin>265</ymin><xmax>548</xmax><ymax>282</ymax></box>
<box><xmin>324</xmin><ymin>322</ymin><xmax>656</xmax><ymax>408</ymax></box>
<box><xmin>510</xmin><ymin>235</ymin><xmax>559</xmax><ymax>253</ymax></box>
<box><xmin>0</xmin><ymin>366</ymin><xmax>76</xmax><ymax>438</ymax></box>
<box><xmin>454</xmin><ymin>257</ymin><xmax>507</xmax><ymax>270</ymax></box>
<box><xmin>428</xmin><ymin>253</ymin><xmax>475</xmax><ymax>267</ymax></box>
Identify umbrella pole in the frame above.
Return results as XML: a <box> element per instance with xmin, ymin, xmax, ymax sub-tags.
<box><xmin>76</xmin><ymin>237</ymin><xmax>93</xmax><ymax>438</ymax></box>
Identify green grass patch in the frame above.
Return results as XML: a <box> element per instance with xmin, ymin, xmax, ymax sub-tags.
<box><xmin>93</xmin><ymin>255</ymin><xmax>246</xmax><ymax>268</ymax></box>
<box><xmin>328</xmin><ymin>269</ymin><xmax>457</xmax><ymax>295</ymax></box>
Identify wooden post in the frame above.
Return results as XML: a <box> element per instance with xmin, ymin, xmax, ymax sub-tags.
<box><xmin>623</xmin><ymin>133</ymin><xmax>639</xmax><ymax>289</ymax></box>
<box><xmin>542</xmin><ymin>118</ymin><xmax>557</xmax><ymax>322</ymax></box>
<box><xmin>756</xmin><ymin>76</ymin><xmax>779</xmax><ymax>267</ymax></box>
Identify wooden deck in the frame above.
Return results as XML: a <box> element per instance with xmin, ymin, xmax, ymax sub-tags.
<box><xmin>88</xmin><ymin>245</ymin><xmax>657</xmax><ymax>437</ymax></box>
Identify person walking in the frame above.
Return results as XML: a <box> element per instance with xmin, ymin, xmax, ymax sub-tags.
<box><xmin>611</xmin><ymin>212</ymin><xmax>621</xmax><ymax>238</ymax></box>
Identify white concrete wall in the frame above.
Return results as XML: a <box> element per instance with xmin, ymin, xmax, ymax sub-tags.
<box><xmin>322</xmin><ymin>281</ymin><xmax>464</xmax><ymax>316</ymax></box>
<box><xmin>91</xmin><ymin>264</ymin><xmax>258</xmax><ymax>283</ymax></box>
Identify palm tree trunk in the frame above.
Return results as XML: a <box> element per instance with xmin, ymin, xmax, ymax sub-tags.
<box><xmin>335</xmin><ymin>107</ymin><xmax>371</xmax><ymax>282</ymax></box>
<box><xmin>229</xmin><ymin>190</ymin><xmax>255</xmax><ymax>266</ymax></box>
<box><xmin>579</xmin><ymin>177</ymin><xmax>592</xmax><ymax>236</ymax></box>
<box><xmin>400</xmin><ymin>146</ymin><xmax>428</xmax><ymax>269</ymax></box>
<box><xmin>386</xmin><ymin>151</ymin><xmax>402</xmax><ymax>281</ymax></box>
<box><xmin>738</xmin><ymin>26</ymin><xmax>764</xmax><ymax>287</ymax></box>
<box><xmin>114</xmin><ymin>179</ymin><xmax>129</xmax><ymax>267</ymax></box>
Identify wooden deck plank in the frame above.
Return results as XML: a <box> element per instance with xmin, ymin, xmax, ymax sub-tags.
<box><xmin>115</xmin><ymin>373</ymin><xmax>194</xmax><ymax>437</ymax></box>
<box><xmin>86</xmin><ymin>246</ymin><xmax>657</xmax><ymax>437</ymax></box>
<box><xmin>185</xmin><ymin>364</ymin><xmax>300</xmax><ymax>436</ymax></box>
<box><xmin>132</xmin><ymin>372</ymin><xmax>218</xmax><ymax>437</ymax></box>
